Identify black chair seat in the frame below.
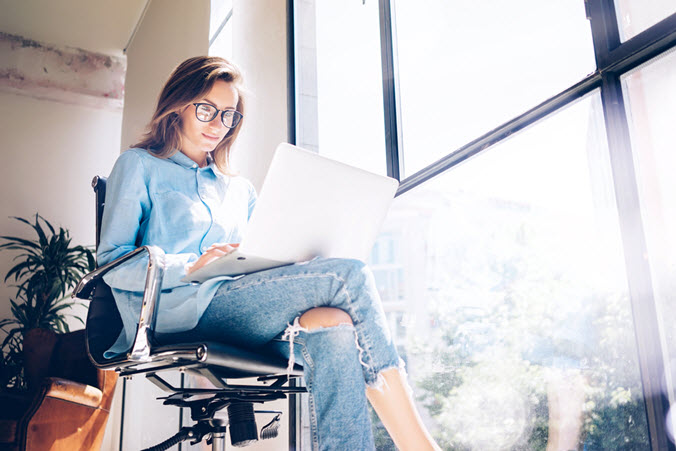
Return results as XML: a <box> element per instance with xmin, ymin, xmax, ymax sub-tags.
<box><xmin>85</xmin><ymin>279</ymin><xmax>301</xmax><ymax>378</ymax></box>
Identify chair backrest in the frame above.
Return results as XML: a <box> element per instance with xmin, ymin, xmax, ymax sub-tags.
<box><xmin>86</xmin><ymin>175</ymin><xmax>124</xmax><ymax>366</ymax></box>
<box><xmin>92</xmin><ymin>175</ymin><xmax>107</xmax><ymax>252</ymax></box>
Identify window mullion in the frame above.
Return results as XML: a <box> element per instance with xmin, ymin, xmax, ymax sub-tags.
<box><xmin>378</xmin><ymin>0</ymin><xmax>402</xmax><ymax>181</ymax></box>
<box><xmin>586</xmin><ymin>0</ymin><xmax>621</xmax><ymax>67</ymax></box>
<box><xmin>599</xmin><ymin>70</ymin><xmax>674</xmax><ymax>451</ymax></box>
<box><xmin>396</xmin><ymin>74</ymin><xmax>600</xmax><ymax>197</ymax></box>
<box><xmin>603</xmin><ymin>12</ymin><xmax>676</xmax><ymax>74</ymax></box>
<box><xmin>209</xmin><ymin>9</ymin><xmax>233</xmax><ymax>48</ymax></box>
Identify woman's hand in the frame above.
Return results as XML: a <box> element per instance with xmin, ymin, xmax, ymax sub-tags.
<box><xmin>185</xmin><ymin>243</ymin><xmax>239</xmax><ymax>275</ymax></box>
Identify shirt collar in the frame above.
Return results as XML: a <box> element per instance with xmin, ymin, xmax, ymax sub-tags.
<box><xmin>168</xmin><ymin>151</ymin><xmax>220</xmax><ymax>172</ymax></box>
<box><xmin>207</xmin><ymin>157</ymin><xmax>228</xmax><ymax>177</ymax></box>
<box><xmin>205</xmin><ymin>154</ymin><xmax>229</xmax><ymax>178</ymax></box>
<box><xmin>168</xmin><ymin>151</ymin><xmax>200</xmax><ymax>168</ymax></box>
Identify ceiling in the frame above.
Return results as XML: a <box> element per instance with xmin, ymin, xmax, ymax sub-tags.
<box><xmin>0</xmin><ymin>0</ymin><xmax>149</xmax><ymax>56</ymax></box>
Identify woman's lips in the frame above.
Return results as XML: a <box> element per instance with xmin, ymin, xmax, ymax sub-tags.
<box><xmin>202</xmin><ymin>133</ymin><xmax>220</xmax><ymax>141</ymax></box>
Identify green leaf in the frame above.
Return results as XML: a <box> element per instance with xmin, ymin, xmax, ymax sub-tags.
<box><xmin>1</xmin><ymin>328</ymin><xmax>23</xmax><ymax>349</ymax></box>
<box><xmin>31</xmin><ymin>214</ymin><xmax>48</xmax><ymax>248</ymax></box>
<box><xmin>9</xmin><ymin>216</ymin><xmax>33</xmax><ymax>228</ymax></box>
<box><xmin>39</xmin><ymin>214</ymin><xmax>56</xmax><ymax>236</ymax></box>
<box><xmin>1</xmin><ymin>214</ymin><xmax>90</xmax><ymax>344</ymax></box>
<box><xmin>0</xmin><ymin>238</ymin><xmax>40</xmax><ymax>250</ymax></box>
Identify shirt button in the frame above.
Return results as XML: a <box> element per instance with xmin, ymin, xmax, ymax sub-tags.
<box><xmin>192</xmin><ymin>164</ymin><xmax>197</xmax><ymax>169</ymax></box>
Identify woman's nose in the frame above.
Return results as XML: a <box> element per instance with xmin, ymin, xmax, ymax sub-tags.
<box><xmin>208</xmin><ymin>118</ymin><xmax>226</xmax><ymax>133</ymax></box>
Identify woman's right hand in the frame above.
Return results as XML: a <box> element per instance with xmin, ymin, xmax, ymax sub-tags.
<box><xmin>185</xmin><ymin>243</ymin><xmax>239</xmax><ymax>275</ymax></box>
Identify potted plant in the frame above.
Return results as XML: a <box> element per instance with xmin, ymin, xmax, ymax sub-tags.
<box><xmin>0</xmin><ymin>214</ymin><xmax>95</xmax><ymax>390</ymax></box>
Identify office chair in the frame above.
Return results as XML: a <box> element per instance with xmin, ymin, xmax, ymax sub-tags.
<box><xmin>72</xmin><ymin>176</ymin><xmax>306</xmax><ymax>451</ymax></box>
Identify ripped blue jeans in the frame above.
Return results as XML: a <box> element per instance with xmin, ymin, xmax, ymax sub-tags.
<box><xmin>163</xmin><ymin>257</ymin><xmax>402</xmax><ymax>450</ymax></box>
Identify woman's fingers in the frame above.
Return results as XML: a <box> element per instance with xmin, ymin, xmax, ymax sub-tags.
<box><xmin>209</xmin><ymin>243</ymin><xmax>240</xmax><ymax>252</ymax></box>
<box><xmin>187</xmin><ymin>244</ymin><xmax>242</xmax><ymax>275</ymax></box>
<box><xmin>187</xmin><ymin>248</ymin><xmax>227</xmax><ymax>274</ymax></box>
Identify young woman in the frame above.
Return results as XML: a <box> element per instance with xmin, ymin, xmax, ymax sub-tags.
<box><xmin>98</xmin><ymin>56</ymin><xmax>439</xmax><ymax>451</ymax></box>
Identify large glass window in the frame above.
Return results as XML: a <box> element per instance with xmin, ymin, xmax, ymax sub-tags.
<box><xmin>379</xmin><ymin>92</ymin><xmax>648</xmax><ymax>449</ymax></box>
<box><xmin>209</xmin><ymin>0</ymin><xmax>233</xmax><ymax>58</ymax></box>
<box><xmin>393</xmin><ymin>0</ymin><xmax>596</xmax><ymax>176</ymax></box>
<box><xmin>295</xmin><ymin>0</ymin><xmax>387</xmax><ymax>174</ymax></box>
<box><xmin>622</xmin><ymin>47</ymin><xmax>676</xmax><ymax>436</ymax></box>
<box><xmin>614</xmin><ymin>0</ymin><xmax>676</xmax><ymax>42</ymax></box>
<box><xmin>294</xmin><ymin>0</ymin><xmax>676</xmax><ymax>448</ymax></box>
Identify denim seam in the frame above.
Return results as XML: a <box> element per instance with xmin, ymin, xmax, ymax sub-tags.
<box><xmin>300</xmin><ymin>341</ymin><xmax>320</xmax><ymax>451</ymax></box>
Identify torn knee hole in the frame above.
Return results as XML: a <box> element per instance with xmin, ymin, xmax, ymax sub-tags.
<box><xmin>299</xmin><ymin>307</ymin><xmax>353</xmax><ymax>330</ymax></box>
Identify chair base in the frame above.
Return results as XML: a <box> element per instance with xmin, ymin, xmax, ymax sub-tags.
<box><xmin>139</xmin><ymin>371</ymin><xmax>305</xmax><ymax>449</ymax></box>
<box><xmin>141</xmin><ymin>419</ymin><xmax>227</xmax><ymax>451</ymax></box>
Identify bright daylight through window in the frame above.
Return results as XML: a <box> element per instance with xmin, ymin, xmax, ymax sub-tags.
<box><xmin>393</xmin><ymin>0</ymin><xmax>596</xmax><ymax>177</ymax></box>
<box><xmin>382</xmin><ymin>92</ymin><xmax>647</xmax><ymax>449</ymax></box>
<box><xmin>295</xmin><ymin>0</ymin><xmax>676</xmax><ymax>449</ymax></box>
<box><xmin>622</xmin><ymin>46</ymin><xmax>676</xmax><ymax>436</ymax></box>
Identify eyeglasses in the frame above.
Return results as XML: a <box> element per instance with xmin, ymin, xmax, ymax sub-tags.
<box><xmin>192</xmin><ymin>103</ymin><xmax>243</xmax><ymax>128</ymax></box>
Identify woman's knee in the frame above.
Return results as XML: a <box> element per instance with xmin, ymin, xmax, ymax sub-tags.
<box><xmin>299</xmin><ymin>307</ymin><xmax>353</xmax><ymax>330</ymax></box>
<box><xmin>338</xmin><ymin>258</ymin><xmax>369</xmax><ymax>279</ymax></box>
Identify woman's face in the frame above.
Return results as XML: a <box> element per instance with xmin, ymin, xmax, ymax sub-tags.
<box><xmin>179</xmin><ymin>79</ymin><xmax>239</xmax><ymax>164</ymax></box>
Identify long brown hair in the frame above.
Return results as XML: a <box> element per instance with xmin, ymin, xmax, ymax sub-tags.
<box><xmin>134</xmin><ymin>56</ymin><xmax>246</xmax><ymax>173</ymax></box>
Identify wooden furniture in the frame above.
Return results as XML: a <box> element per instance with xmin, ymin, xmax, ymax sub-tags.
<box><xmin>0</xmin><ymin>328</ymin><xmax>117</xmax><ymax>451</ymax></box>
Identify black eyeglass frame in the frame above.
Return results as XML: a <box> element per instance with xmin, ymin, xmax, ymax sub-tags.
<box><xmin>192</xmin><ymin>103</ymin><xmax>243</xmax><ymax>129</ymax></box>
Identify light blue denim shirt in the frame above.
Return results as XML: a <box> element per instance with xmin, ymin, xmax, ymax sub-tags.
<box><xmin>97</xmin><ymin>148</ymin><xmax>256</xmax><ymax>357</ymax></box>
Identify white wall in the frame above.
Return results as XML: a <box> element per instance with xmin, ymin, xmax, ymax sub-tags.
<box><xmin>0</xmin><ymin>91</ymin><xmax>121</xmax><ymax>321</ymax></box>
<box><xmin>121</xmin><ymin>0</ymin><xmax>211</xmax><ymax>150</ymax></box>
<box><xmin>231</xmin><ymin>0</ymin><xmax>290</xmax><ymax>191</ymax></box>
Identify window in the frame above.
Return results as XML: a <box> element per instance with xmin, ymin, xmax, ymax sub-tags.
<box><xmin>389</xmin><ymin>92</ymin><xmax>648</xmax><ymax>448</ymax></box>
<box><xmin>394</xmin><ymin>0</ymin><xmax>596</xmax><ymax>176</ymax></box>
<box><xmin>209</xmin><ymin>0</ymin><xmax>233</xmax><ymax>58</ymax></box>
<box><xmin>294</xmin><ymin>0</ymin><xmax>387</xmax><ymax>174</ymax></box>
<box><xmin>294</xmin><ymin>0</ymin><xmax>676</xmax><ymax>448</ymax></box>
<box><xmin>614</xmin><ymin>0</ymin><xmax>676</xmax><ymax>41</ymax></box>
<box><xmin>622</xmin><ymin>47</ymin><xmax>676</xmax><ymax>430</ymax></box>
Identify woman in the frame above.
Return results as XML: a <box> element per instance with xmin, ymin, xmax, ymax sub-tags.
<box><xmin>98</xmin><ymin>56</ymin><xmax>439</xmax><ymax>451</ymax></box>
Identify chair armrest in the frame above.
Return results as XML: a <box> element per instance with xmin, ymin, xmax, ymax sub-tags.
<box><xmin>43</xmin><ymin>377</ymin><xmax>103</xmax><ymax>408</ymax></box>
<box><xmin>72</xmin><ymin>245</ymin><xmax>166</xmax><ymax>363</ymax></box>
<box><xmin>72</xmin><ymin>246</ymin><xmax>163</xmax><ymax>299</ymax></box>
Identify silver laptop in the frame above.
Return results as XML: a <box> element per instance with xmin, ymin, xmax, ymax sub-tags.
<box><xmin>182</xmin><ymin>142</ymin><xmax>399</xmax><ymax>283</ymax></box>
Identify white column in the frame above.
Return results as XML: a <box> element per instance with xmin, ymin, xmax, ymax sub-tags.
<box><xmin>230</xmin><ymin>0</ymin><xmax>289</xmax><ymax>191</ymax></box>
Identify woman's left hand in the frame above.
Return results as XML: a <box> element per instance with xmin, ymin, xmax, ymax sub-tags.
<box><xmin>207</xmin><ymin>243</ymin><xmax>239</xmax><ymax>253</ymax></box>
<box><xmin>185</xmin><ymin>243</ymin><xmax>239</xmax><ymax>275</ymax></box>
